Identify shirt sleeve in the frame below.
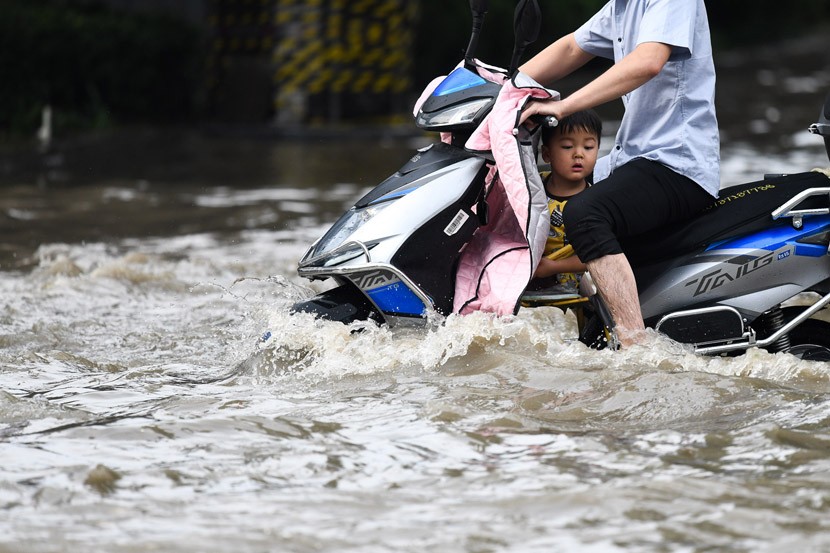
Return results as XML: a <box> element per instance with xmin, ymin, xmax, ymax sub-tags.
<box><xmin>573</xmin><ymin>1</ymin><xmax>615</xmax><ymax>60</ymax></box>
<box><xmin>637</xmin><ymin>0</ymin><xmax>698</xmax><ymax>57</ymax></box>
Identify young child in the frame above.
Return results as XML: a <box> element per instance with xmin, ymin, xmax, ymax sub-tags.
<box><xmin>532</xmin><ymin>109</ymin><xmax>602</xmax><ymax>291</ymax></box>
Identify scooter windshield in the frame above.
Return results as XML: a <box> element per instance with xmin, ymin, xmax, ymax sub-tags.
<box><xmin>433</xmin><ymin>67</ymin><xmax>488</xmax><ymax>97</ymax></box>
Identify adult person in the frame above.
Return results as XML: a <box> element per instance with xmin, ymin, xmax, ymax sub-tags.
<box><xmin>519</xmin><ymin>0</ymin><xmax>720</xmax><ymax>347</ymax></box>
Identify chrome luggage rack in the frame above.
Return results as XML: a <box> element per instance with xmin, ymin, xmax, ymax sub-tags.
<box><xmin>771</xmin><ymin>186</ymin><xmax>830</xmax><ymax>229</ymax></box>
<box><xmin>691</xmin><ymin>184</ymin><xmax>830</xmax><ymax>355</ymax></box>
<box><xmin>809</xmin><ymin>122</ymin><xmax>830</xmax><ymax>137</ymax></box>
<box><xmin>694</xmin><ymin>290</ymin><xmax>830</xmax><ymax>355</ymax></box>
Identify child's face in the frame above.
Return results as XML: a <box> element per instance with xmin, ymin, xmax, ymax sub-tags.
<box><xmin>541</xmin><ymin>127</ymin><xmax>599</xmax><ymax>185</ymax></box>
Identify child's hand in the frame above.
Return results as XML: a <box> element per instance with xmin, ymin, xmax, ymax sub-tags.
<box><xmin>534</xmin><ymin>257</ymin><xmax>559</xmax><ymax>279</ymax></box>
<box><xmin>534</xmin><ymin>253</ymin><xmax>587</xmax><ymax>279</ymax></box>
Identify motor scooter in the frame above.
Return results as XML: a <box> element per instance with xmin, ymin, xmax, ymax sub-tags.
<box><xmin>291</xmin><ymin>0</ymin><xmax>830</xmax><ymax>359</ymax></box>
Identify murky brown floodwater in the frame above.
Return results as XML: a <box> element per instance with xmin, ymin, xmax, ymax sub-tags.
<box><xmin>1</xmin><ymin>35</ymin><xmax>830</xmax><ymax>553</ymax></box>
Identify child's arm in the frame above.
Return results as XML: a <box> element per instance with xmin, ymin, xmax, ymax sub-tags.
<box><xmin>534</xmin><ymin>255</ymin><xmax>587</xmax><ymax>279</ymax></box>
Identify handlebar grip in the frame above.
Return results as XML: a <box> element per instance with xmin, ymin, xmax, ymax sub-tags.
<box><xmin>515</xmin><ymin>114</ymin><xmax>559</xmax><ymax>135</ymax></box>
<box><xmin>527</xmin><ymin>114</ymin><xmax>558</xmax><ymax>128</ymax></box>
<box><xmin>542</xmin><ymin>115</ymin><xmax>558</xmax><ymax>128</ymax></box>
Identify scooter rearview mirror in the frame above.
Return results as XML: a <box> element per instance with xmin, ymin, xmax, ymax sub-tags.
<box><xmin>470</xmin><ymin>0</ymin><xmax>489</xmax><ymax>14</ymax></box>
<box><xmin>464</xmin><ymin>0</ymin><xmax>489</xmax><ymax>68</ymax></box>
<box><xmin>508</xmin><ymin>0</ymin><xmax>541</xmax><ymax>77</ymax></box>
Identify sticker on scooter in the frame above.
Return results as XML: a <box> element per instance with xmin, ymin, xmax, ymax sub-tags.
<box><xmin>685</xmin><ymin>250</ymin><xmax>775</xmax><ymax>297</ymax></box>
<box><xmin>353</xmin><ymin>269</ymin><xmax>400</xmax><ymax>291</ymax></box>
<box><xmin>444</xmin><ymin>210</ymin><xmax>470</xmax><ymax>236</ymax></box>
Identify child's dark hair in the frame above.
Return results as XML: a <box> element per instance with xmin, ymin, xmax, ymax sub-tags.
<box><xmin>542</xmin><ymin>109</ymin><xmax>602</xmax><ymax>145</ymax></box>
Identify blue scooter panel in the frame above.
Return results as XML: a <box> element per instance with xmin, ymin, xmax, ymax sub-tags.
<box><xmin>707</xmin><ymin>216</ymin><xmax>830</xmax><ymax>257</ymax></box>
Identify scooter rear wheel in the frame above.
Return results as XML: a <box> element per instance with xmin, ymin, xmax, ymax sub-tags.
<box><xmin>784</xmin><ymin>319</ymin><xmax>830</xmax><ymax>361</ymax></box>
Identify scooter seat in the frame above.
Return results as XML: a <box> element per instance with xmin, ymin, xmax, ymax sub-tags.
<box><xmin>622</xmin><ymin>171</ymin><xmax>830</xmax><ymax>268</ymax></box>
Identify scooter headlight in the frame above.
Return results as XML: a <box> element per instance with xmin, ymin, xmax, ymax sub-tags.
<box><xmin>416</xmin><ymin>98</ymin><xmax>493</xmax><ymax>130</ymax></box>
<box><xmin>302</xmin><ymin>201</ymin><xmax>393</xmax><ymax>263</ymax></box>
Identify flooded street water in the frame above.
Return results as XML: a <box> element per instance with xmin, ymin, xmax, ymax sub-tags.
<box><xmin>2</xmin><ymin>38</ymin><xmax>830</xmax><ymax>552</ymax></box>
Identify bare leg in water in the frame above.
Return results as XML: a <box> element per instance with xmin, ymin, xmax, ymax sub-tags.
<box><xmin>586</xmin><ymin>253</ymin><xmax>646</xmax><ymax>347</ymax></box>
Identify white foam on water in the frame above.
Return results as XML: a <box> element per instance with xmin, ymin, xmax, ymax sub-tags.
<box><xmin>4</xmin><ymin>166</ymin><xmax>830</xmax><ymax>552</ymax></box>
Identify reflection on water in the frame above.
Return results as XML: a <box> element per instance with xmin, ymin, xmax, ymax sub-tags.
<box><xmin>715</xmin><ymin>31</ymin><xmax>830</xmax><ymax>147</ymax></box>
<box><xmin>0</xmin><ymin>131</ymin><xmax>427</xmax><ymax>270</ymax></box>
<box><xmin>2</xmin><ymin>120</ymin><xmax>828</xmax><ymax>271</ymax></box>
<box><xmin>1</xmin><ymin>38</ymin><xmax>830</xmax><ymax>553</ymax></box>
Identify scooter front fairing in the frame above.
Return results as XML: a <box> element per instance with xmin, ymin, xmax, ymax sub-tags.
<box><xmin>295</xmin><ymin>142</ymin><xmax>488</xmax><ymax>325</ymax></box>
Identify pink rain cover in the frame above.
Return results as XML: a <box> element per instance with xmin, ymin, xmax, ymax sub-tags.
<box><xmin>453</xmin><ymin>72</ymin><xmax>559</xmax><ymax>316</ymax></box>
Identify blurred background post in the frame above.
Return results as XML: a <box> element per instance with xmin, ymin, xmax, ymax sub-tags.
<box><xmin>208</xmin><ymin>0</ymin><xmax>418</xmax><ymax>128</ymax></box>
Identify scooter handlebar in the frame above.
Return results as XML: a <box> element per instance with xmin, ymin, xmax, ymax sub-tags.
<box><xmin>515</xmin><ymin>114</ymin><xmax>558</xmax><ymax>136</ymax></box>
<box><xmin>541</xmin><ymin>115</ymin><xmax>558</xmax><ymax>127</ymax></box>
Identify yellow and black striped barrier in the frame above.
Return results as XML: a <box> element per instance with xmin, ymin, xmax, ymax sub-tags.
<box><xmin>208</xmin><ymin>0</ymin><xmax>418</xmax><ymax>124</ymax></box>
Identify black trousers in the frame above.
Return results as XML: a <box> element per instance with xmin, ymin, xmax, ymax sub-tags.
<box><xmin>563</xmin><ymin>158</ymin><xmax>715</xmax><ymax>263</ymax></box>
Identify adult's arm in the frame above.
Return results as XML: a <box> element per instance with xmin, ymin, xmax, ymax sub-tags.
<box><xmin>519</xmin><ymin>33</ymin><xmax>595</xmax><ymax>86</ymax></box>
<box><xmin>520</xmin><ymin>41</ymin><xmax>672</xmax><ymax>125</ymax></box>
